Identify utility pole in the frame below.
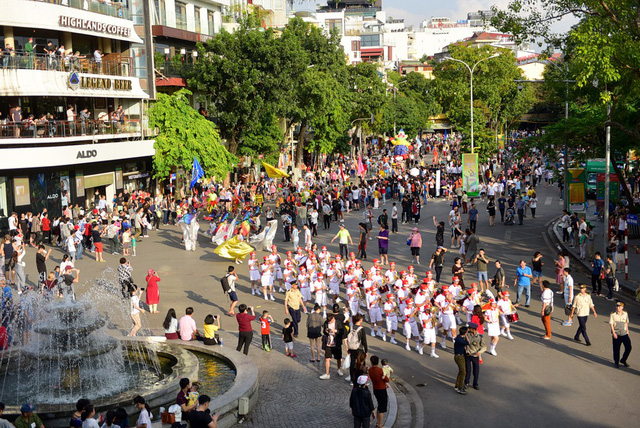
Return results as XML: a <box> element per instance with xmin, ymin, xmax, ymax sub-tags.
<box><xmin>604</xmin><ymin>100</ymin><xmax>611</xmax><ymax>256</ymax></box>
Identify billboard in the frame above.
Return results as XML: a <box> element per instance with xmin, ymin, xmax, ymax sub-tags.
<box><xmin>462</xmin><ymin>153</ymin><xmax>479</xmax><ymax>197</ymax></box>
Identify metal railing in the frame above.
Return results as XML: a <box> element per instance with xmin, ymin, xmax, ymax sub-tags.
<box><xmin>157</xmin><ymin>61</ymin><xmax>194</xmax><ymax>78</ymax></box>
<box><xmin>0</xmin><ymin>119</ymin><xmax>141</xmax><ymax>139</ymax></box>
<box><xmin>0</xmin><ymin>53</ymin><xmax>132</xmax><ymax>77</ymax></box>
<box><xmin>32</xmin><ymin>0</ymin><xmax>129</xmax><ymax>20</ymax></box>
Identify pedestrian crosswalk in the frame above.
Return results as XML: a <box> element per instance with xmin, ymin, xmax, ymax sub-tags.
<box><xmin>545</xmin><ymin>197</ymin><xmax>553</xmax><ymax>206</ymax></box>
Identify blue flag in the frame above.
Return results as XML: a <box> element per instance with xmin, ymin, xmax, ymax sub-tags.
<box><xmin>190</xmin><ymin>157</ymin><xmax>204</xmax><ymax>189</ymax></box>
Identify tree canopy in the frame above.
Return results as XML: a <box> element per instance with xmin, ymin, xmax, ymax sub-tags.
<box><xmin>432</xmin><ymin>44</ymin><xmax>535</xmax><ymax>161</ymax></box>
<box><xmin>149</xmin><ymin>89</ymin><xmax>236</xmax><ymax>181</ymax></box>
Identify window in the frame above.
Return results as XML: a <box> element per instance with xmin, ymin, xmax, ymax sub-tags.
<box><xmin>361</xmin><ymin>34</ymin><xmax>380</xmax><ymax>47</ymax></box>
<box><xmin>175</xmin><ymin>1</ymin><xmax>187</xmax><ymax>30</ymax></box>
<box><xmin>195</xmin><ymin>7</ymin><xmax>201</xmax><ymax>33</ymax></box>
<box><xmin>208</xmin><ymin>11</ymin><xmax>216</xmax><ymax>36</ymax></box>
<box><xmin>326</xmin><ymin>19</ymin><xmax>343</xmax><ymax>34</ymax></box>
<box><xmin>351</xmin><ymin>40</ymin><xmax>361</xmax><ymax>51</ymax></box>
<box><xmin>154</xmin><ymin>0</ymin><xmax>166</xmax><ymax>26</ymax></box>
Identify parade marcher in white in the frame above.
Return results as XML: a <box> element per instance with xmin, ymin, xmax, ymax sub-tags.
<box><xmin>260</xmin><ymin>257</ymin><xmax>275</xmax><ymax>301</ymax></box>
<box><xmin>313</xmin><ymin>273</ymin><xmax>328</xmax><ymax>317</ymax></box>
<box><xmin>484</xmin><ymin>299</ymin><xmax>501</xmax><ymax>356</ymax></box>
<box><xmin>298</xmin><ymin>266</ymin><xmax>311</xmax><ymax>302</ymax></box>
<box><xmin>402</xmin><ymin>299</ymin><xmax>421</xmax><ymax>352</ymax></box>
<box><xmin>366</xmin><ymin>287</ymin><xmax>383</xmax><ymax>338</ymax></box>
<box><xmin>248</xmin><ymin>252</ymin><xmax>261</xmax><ymax>296</ymax></box>
<box><xmin>268</xmin><ymin>245</ymin><xmax>284</xmax><ymax>292</ymax></box>
<box><xmin>497</xmin><ymin>291</ymin><xmax>516</xmax><ymax>340</ymax></box>
<box><xmin>383</xmin><ymin>293</ymin><xmax>398</xmax><ymax>344</ymax></box>
<box><xmin>418</xmin><ymin>304</ymin><xmax>439</xmax><ymax>358</ymax></box>
<box><xmin>436</xmin><ymin>288</ymin><xmax>457</xmax><ymax>349</ymax></box>
<box><xmin>327</xmin><ymin>261</ymin><xmax>342</xmax><ymax>305</ymax></box>
<box><xmin>347</xmin><ymin>280</ymin><xmax>362</xmax><ymax>317</ymax></box>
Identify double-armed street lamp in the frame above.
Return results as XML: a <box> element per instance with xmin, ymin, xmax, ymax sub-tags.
<box><xmin>445</xmin><ymin>54</ymin><xmax>500</xmax><ymax>153</ymax></box>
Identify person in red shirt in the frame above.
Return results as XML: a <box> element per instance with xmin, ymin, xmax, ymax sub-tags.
<box><xmin>41</xmin><ymin>213</ymin><xmax>51</xmax><ymax>244</ymax></box>
<box><xmin>260</xmin><ymin>310</ymin><xmax>274</xmax><ymax>352</ymax></box>
<box><xmin>236</xmin><ymin>304</ymin><xmax>256</xmax><ymax>355</ymax></box>
<box><xmin>368</xmin><ymin>355</ymin><xmax>389</xmax><ymax>428</ymax></box>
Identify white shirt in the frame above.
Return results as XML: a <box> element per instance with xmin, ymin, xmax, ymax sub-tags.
<box><xmin>164</xmin><ymin>317</ymin><xmax>178</xmax><ymax>334</ymax></box>
<box><xmin>497</xmin><ymin>298</ymin><xmax>513</xmax><ymax>315</ymax></box>
<box><xmin>131</xmin><ymin>295</ymin><xmax>141</xmax><ymax>315</ymax></box>
<box><xmin>8</xmin><ymin>216</ymin><xmax>17</xmax><ymax>230</ymax></box>
<box><xmin>541</xmin><ymin>288</ymin><xmax>554</xmax><ymax>305</ymax></box>
<box><xmin>391</xmin><ymin>206</ymin><xmax>398</xmax><ymax>219</ymax></box>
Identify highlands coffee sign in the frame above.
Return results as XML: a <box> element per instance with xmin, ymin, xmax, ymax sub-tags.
<box><xmin>59</xmin><ymin>16</ymin><xmax>131</xmax><ymax>38</ymax></box>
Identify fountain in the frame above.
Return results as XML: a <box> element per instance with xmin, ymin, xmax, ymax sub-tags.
<box><xmin>0</xmin><ymin>274</ymin><xmax>254</xmax><ymax>428</ymax></box>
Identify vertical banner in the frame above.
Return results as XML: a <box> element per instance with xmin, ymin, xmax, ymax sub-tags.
<box><xmin>462</xmin><ymin>153</ymin><xmax>479</xmax><ymax>197</ymax></box>
<box><xmin>497</xmin><ymin>134</ymin><xmax>505</xmax><ymax>150</ymax></box>
<box><xmin>60</xmin><ymin>172</ymin><xmax>70</xmax><ymax>210</ymax></box>
<box><xmin>14</xmin><ymin>177</ymin><xmax>30</xmax><ymax>207</ymax></box>
<box><xmin>76</xmin><ymin>171</ymin><xmax>85</xmax><ymax>199</ymax></box>
<box><xmin>115</xmin><ymin>167</ymin><xmax>123</xmax><ymax>190</ymax></box>
<box><xmin>435</xmin><ymin>169</ymin><xmax>441</xmax><ymax>197</ymax></box>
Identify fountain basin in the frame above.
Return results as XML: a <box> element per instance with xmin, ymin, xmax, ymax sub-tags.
<box><xmin>0</xmin><ymin>339</ymin><xmax>257</xmax><ymax>428</ymax></box>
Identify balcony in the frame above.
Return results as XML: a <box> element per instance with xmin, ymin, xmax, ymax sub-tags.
<box><xmin>1</xmin><ymin>53</ymin><xmax>132</xmax><ymax>77</ymax></box>
<box><xmin>0</xmin><ymin>119</ymin><xmax>144</xmax><ymax>142</ymax></box>
<box><xmin>31</xmin><ymin>0</ymin><xmax>129</xmax><ymax>20</ymax></box>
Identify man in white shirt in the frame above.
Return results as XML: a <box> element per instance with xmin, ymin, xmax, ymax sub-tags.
<box><xmin>7</xmin><ymin>212</ymin><xmax>17</xmax><ymax>231</ymax></box>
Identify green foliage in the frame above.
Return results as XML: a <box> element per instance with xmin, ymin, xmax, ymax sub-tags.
<box><xmin>188</xmin><ymin>14</ymin><xmax>280</xmax><ymax>155</ymax></box>
<box><xmin>149</xmin><ymin>89</ymin><xmax>235</xmax><ymax>181</ymax></box>
<box><xmin>494</xmin><ymin>0</ymin><xmax>640</xmax><ymax>207</ymax></box>
<box><xmin>432</xmin><ymin>44</ymin><xmax>535</xmax><ymax>161</ymax></box>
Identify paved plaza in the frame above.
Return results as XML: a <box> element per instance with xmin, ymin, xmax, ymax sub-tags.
<box><xmin>17</xmin><ymin>181</ymin><xmax>639</xmax><ymax>428</ymax></box>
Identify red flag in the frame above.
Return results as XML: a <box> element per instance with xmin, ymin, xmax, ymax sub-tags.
<box><xmin>339</xmin><ymin>165</ymin><xmax>345</xmax><ymax>182</ymax></box>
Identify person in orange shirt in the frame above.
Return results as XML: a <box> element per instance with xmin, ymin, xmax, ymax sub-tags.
<box><xmin>368</xmin><ymin>355</ymin><xmax>390</xmax><ymax>428</ymax></box>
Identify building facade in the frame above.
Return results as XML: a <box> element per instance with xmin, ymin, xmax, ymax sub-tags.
<box><xmin>0</xmin><ymin>0</ymin><xmax>155</xmax><ymax>221</ymax></box>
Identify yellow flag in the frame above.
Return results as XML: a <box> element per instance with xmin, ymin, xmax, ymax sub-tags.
<box><xmin>214</xmin><ymin>236</ymin><xmax>255</xmax><ymax>260</ymax></box>
<box><xmin>262</xmin><ymin>161</ymin><xmax>289</xmax><ymax>178</ymax></box>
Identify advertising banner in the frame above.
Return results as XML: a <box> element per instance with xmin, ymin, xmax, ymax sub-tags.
<box><xmin>462</xmin><ymin>153</ymin><xmax>479</xmax><ymax>197</ymax></box>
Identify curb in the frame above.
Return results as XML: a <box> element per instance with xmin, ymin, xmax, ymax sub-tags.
<box><xmin>383</xmin><ymin>382</ymin><xmax>397</xmax><ymax>428</ymax></box>
<box><xmin>547</xmin><ymin>219</ymin><xmax>638</xmax><ymax>295</ymax></box>
<box><xmin>389</xmin><ymin>377</ymin><xmax>424</xmax><ymax>428</ymax></box>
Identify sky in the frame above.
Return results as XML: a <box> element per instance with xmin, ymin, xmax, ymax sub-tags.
<box><xmin>295</xmin><ymin>0</ymin><xmax>513</xmax><ymax>28</ymax></box>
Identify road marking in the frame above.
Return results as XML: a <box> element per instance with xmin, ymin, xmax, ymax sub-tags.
<box><xmin>545</xmin><ymin>197</ymin><xmax>552</xmax><ymax>206</ymax></box>
<box><xmin>505</xmin><ymin>230</ymin><xmax>512</xmax><ymax>241</ymax></box>
<box><xmin>559</xmin><ymin>199</ymin><xmax>563</xmax><ymax>206</ymax></box>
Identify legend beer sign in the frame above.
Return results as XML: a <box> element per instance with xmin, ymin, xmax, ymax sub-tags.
<box><xmin>68</xmin><ymin>72</ymin><xmax>132</xmax><ymax>91</ymax></box>
<box><xmin>80</xmin><ymin>76</ymin><xmax>132</xmax><ymax>91</ymax></box>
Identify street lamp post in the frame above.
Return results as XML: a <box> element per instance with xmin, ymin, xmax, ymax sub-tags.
<box><xmin>546</xmin><ymin>59</ymin><xmax>570</xmax><ymax>211</ymax></box>
<box><xmin>446</xmin><ymin>54</ymin><xmax>499</xmax><ymax>153</ymax></box>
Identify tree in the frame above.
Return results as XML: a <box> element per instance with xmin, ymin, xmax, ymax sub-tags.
<box><xmin>189</xmin><ymin>14</ymin><xmax>281</xmax><ymax>155</ymax></box>
<box><xmin>275</xmin><ymin>18</ymin><xmax>352</xmax><ymax>166</ymax></box>
<box><xmin>493</xmin><ymin>0</ymin><xmax>640</xmax><ymax>208</ymax></box>
<box><xmin>433</xmin><ymin>44</ymin><xmax>535</xmax><ymax>161</ymax></box>
<box><xmin>149</xmin><ymin>89</ymin><xmax>236</xmax><ymax>181</ymax></box>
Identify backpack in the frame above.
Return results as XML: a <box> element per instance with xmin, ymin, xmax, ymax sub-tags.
<box><xmin>347</xmin><ymin>326</ymin><xmax>363</xmax><ymax>350</ymax></box>
<box><xmin>220</xmin><ymin>274</ymin><xmax>230</xmax><ymax>293</ymax></box>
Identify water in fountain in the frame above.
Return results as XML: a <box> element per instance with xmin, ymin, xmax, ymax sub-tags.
<box><xmin>0</xmin><ymin>269</ymin><xmax>164</xmax><ymax>406</ymax></box>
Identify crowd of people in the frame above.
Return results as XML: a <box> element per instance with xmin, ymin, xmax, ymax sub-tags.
<box><xmin>0</xmin><ymin>130</ymin><xmax>636</xmax><ymax>427</ymax></box>
<box><xmin>1</xmin><ymin>104</ymin><xmax>128</xmax><ymax>138</ymax></box>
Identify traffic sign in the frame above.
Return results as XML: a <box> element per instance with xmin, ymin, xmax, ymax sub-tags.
<box><xmin>627</xmin><ymin>214</ymin><xmax>638</xmax><ymax>226</ymax></box>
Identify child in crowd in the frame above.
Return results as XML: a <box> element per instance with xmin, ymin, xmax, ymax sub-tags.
<box><xmin>282</xmin><ymin>318</ymin><xmax>296</xmax><ymax>358</ymax></box>
<box><xmin>122</xmin><ymin>227</ymin><xmax>131</xmax><ymax>256</ymax></box>
<box><xmin>260</xmin><ymin>310</ymin><xmax>274</xmax><ymax>352</ymax></box>
<box><xmin>381</xmin><ymin>358</ymin><xmax>394</xmax><ymax>381</ymax></box>
<box><xmin>186</xmin><ymin>382</ymin><xmax>200</xmax><ymax>407</ymax></box>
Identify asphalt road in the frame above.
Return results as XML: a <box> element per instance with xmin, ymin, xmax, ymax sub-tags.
<box><xmin>17</xmin><ymin>180</ymin><xmax>638</xmax><ymax>428</ymax></box>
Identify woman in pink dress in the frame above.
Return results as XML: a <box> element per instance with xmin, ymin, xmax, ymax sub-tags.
<box><xmin>145</xmin><ymin>269</ymin><xmax>161</xmax><ymax>313</ymax></box>
<box><xmin>554</xmin><ymin>253</ymin><xmax>565</xmax><ymax>294</ymax></box>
